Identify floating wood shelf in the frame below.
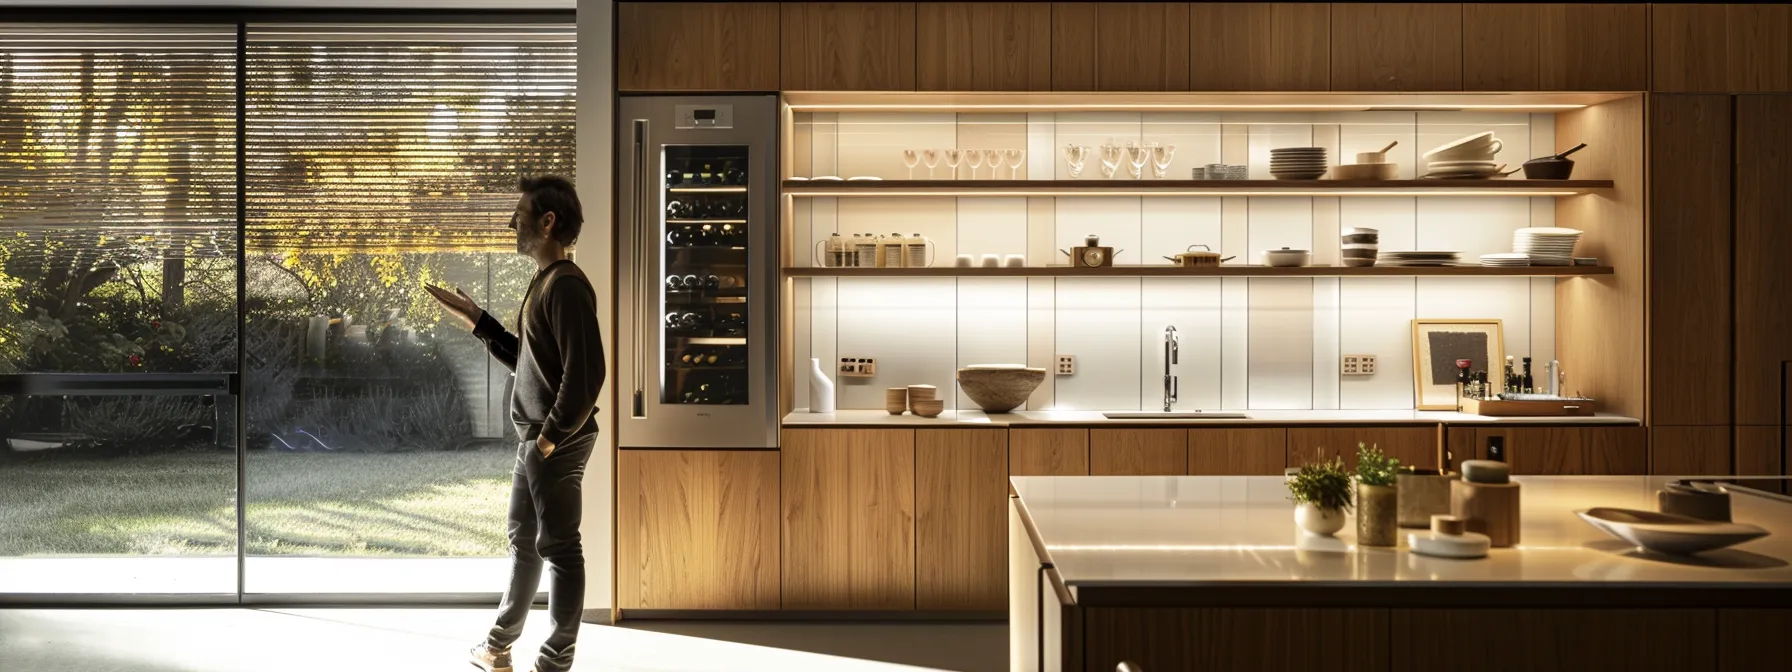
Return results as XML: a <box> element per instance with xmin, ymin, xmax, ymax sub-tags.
<box><xmin>781</xmin><ymin>179</ymin><xmax>1612</xmax><ymax>197</ymax></box>
<box><xmin>783</xmin><ymin>266</ymin><xmax>1615</xmax><ymax>278</ymax></box>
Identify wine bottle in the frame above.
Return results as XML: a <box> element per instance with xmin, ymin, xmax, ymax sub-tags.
<box><xmin>679</xmin><ymin>274</ymin><xmax>701</xmax><ymax>290</ymax></box>
<box><xmin>717</xmin><ymin>223</ymin><xmax>740</xmax><ymax>246</ymax></box>
<box><xmin>699</xmin><ymin>164</ymin><xmax>716</xmax><ymax>185</ymax></box>
<box><xmin>680</xmin><ymin>348</ymin><xmax>699</xmax><ymax>366</ymax></box>
<box><xmin>665</xmin><ymin>200</ymin><xmax>687</xmax><ymax>219</ymax></box>
<box><xmin>694</xmin><ymin>224</ymin><xmax>716</xmax><ymax>246</ymax></box>
<box><xmin>665</xmin><ymin>170</ymin><xmax>683</xmax><ymax>186</ymax></box>
<box><xmin>721</xmin><ymin>161</ymin><xmax>743</xmax><ymax>186</ymax></box>
<box><xmin>666</xmin><ymin>226</ymin><xmax>690</xmax><ymax>246</ymax></box>
<box><xmin>703</xmin><ymin>274</ymin><xmax>720</xmax><ymax>290</ymax></box>
<box><xmin>665</xmin><ymin>275</ymin><xmax>685</xmax><ymax>290</ymax></box>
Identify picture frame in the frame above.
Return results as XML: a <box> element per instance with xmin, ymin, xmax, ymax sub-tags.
<box><xmin>1411</xmin><ymin>319</ymin><xmax>1505</xmax><ymax>411</ymax></box>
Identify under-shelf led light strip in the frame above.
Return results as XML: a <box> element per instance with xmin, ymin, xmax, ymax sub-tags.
<box><xmin>781</xmin><ymin>189</ymin><xmax>1584</xmax><ymax>198</ymax></box>
<box><xmin>785</xmin><ymin>103</ymin><xmax>1590</xmax><ymax>112</ymax></box>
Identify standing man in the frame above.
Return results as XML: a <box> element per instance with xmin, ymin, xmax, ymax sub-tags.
<box><xmin>426</xmin><ymin>175</ymin><xmax>603</xmax><ymax>672</ymax></box>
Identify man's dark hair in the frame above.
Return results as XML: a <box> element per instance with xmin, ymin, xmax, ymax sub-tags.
<box><xmin>519</xmin><ymin>175</ymin><xmax>584</xmax><ymax>245</ymax></box>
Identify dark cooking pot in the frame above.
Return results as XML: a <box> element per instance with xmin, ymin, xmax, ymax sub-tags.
<box><xmin>1522</xmin><ymin>142</ymin><xmax>1586</xmax><ymax>180</ymax></box>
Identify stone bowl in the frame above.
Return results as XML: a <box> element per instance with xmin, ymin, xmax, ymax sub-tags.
<box><xmin>956</xmin><ymin>365</ymin><xmax>1046</xmax><ymax>413</ymax></box>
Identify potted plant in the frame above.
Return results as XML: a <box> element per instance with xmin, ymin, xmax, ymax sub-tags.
<box><xmin>1355</xmin><ymin>442</ymin><xmax>1401</xmax><ymax>547</ymax></box>
<box><xmin>1288</xmin><ymin>457</ymin><xmax>1352</xmax><ymax>536</ymax></box>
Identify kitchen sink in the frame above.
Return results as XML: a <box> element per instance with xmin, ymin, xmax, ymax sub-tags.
<box><xmin>1101</xmin><ymin>411</ymin><xmax>1250</xmax><ymax>419</ymax></box>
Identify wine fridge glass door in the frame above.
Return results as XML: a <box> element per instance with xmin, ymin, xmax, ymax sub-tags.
<box><xmin>660</xmin><ymin>144</ymin><xmax>750</xmax><ymax>407</ymax></box>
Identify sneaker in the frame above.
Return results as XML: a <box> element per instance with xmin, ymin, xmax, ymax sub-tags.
<box><xmin>469</xmin><ymin>643</ymin><xmax>513</xmax><ymax>672</ymax></box>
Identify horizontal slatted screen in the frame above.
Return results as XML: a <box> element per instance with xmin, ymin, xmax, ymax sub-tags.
<box><xmin>245</xmin><ymin>24</ymin><xmax>576</xmax><ymax>254</ymax></box>
<box><xmin>0</xmin><ymin>24</ymin><xmax>239</xmax><ymax>262</ymax></box>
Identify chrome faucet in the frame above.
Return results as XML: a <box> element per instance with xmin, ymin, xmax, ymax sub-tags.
<box><xmin>1162</xmin><ymin>325</ymin><xmax>1179</xmax><ymax>412</ymax></box>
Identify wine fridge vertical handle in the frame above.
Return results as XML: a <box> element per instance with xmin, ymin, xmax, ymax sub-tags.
<box><xmin>631</xmin><ymin>119</ymin><xmax>649</xmax><ymax>418</ymax></box>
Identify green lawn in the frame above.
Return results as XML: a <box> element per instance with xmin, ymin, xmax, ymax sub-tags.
<box><xmin>0</xmin><ymin>449</ymin><xmax>513</xmax><ymax>557</ymax></box>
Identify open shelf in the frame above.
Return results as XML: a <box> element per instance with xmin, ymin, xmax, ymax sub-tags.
<box><xmin>783</xmin><ymin>266</ymin><xmax>1614</xmax><ymax>278</ymax></box>
<box><xmin>781</xmin><ymin>179</ymin><xmax>1612</xmax><ymax>198</ymax></box>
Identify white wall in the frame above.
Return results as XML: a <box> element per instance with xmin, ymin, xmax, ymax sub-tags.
<box><xmin>574</xmin><ymin>0</ymin><xmax>613</xmax><ymax>620</ymax></box>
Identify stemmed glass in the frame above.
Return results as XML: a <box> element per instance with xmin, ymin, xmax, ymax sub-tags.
<box><xmin>984</xmin><ymin>149</ymin><xmax>1004</xmax><ymax>180</ymax></box>
<box><xmin>944</xmin><ymin>149</ymin><xmax>964</xmax><ymax>180</ymax></box>
<box><xmin>1065</xmin><ymin>144</ymin><xmax>1090</xmax><ymax>178</ymax></box>
<box><xmin>1004</xmin><ymin>149</ymin><xmax>1025</xmax><ymax>178</ymax></box>
<box><xmin>922</xmin><ymin>149</ymin><xmax>940</xmax><ymax>179</ymax></box>
<box><xmin>965</xmin><ymin>149</ymin><xmax>984</xmax><ymax>179</ymax></box>
<box><xmin>1150</xmin><ymin>143</ymin><xmax>1175</xmax><ymax>179</ymax></box>
<box><xmin>902</xmin><ymin>150</ymin><xmax>919</xmax><ymax>179</ymax></box>
<box><xmin>1099</xmin><ymin>141</ymin><xmax>1123</xmax><ymax>179</ymax></box>
<box><xmin>1125</xmin><ymin>142</ymin><xmax>1149</xmax><ymax>179</ymax></box>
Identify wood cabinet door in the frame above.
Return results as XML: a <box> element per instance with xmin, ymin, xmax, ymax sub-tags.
<box><xmin>1090</xmin><ymin>428</ymin><xmax>1188</xmax><ymax>475</ymax></box>
<box><xmin>1461</xmin><ymin>3</ymin><xmax>1538</xmax><ymax>91</ymax></box>
<box><xmin>780</xmin><ymin>2</ymin><xmax>917</xmax><ymax>91</ymax></box>
<box><xmin>1391</xmin><ymin>609</ymin><xmax>1716</xmax><ymax>672</ymax></box>
<box><xmin>1187</xmin><ymin>428</ymin><xmax>1287</xmax><ymax>475</ymax></box>
<box><xmin>618</xmin><ymin>449</ymin><xmax>780</xmax><ymax>610</ymax></box>
<box><xmin>781</xmin><ymin>429</ymin><xmax>915</xmax><ymax>610</ymax></box>
<box><xmin>1735</xmin><ymin>96</ymin><xmax>1792</xmax><ymax>427</ymax></box>
<box><xmin>1010</xmin><ymin>428</ymin><xmax>1090</xmax><ymax>475</ymax></box>
<box><xmin>617</xmin><ymin>2</ymin><xmax>780</xmax><ymax>91</ymax></box>
<box><xmin>1726</xmin><ymin>4</ymin><xmax>1792</xmax><ymax>93</ymax></box>
<box><xmin>917</xmin><ymin>2</ymin><xmax>1051</xmax><ymax>91</ymax></box>
<box><xmin>1329</xmin><ymin>3</ymin><xmax>1462</xmax><ymax>91</ymax></box>
<box><xmin>1651</xmin><ymin>426</ymin><xmax>1732</xmax><ymax>476</ymax></box>
<box><xmin>1651</xmin><ymin>3</ymin><xmax>1727</xmax><ymax>92</ymax></box>
<box><xmin>1049</xmin><ymin>2</ymin><xmax>1097</xmax><ymax>90</ymax></box>
<box><xmin>1465</xmin><ymin>4</ymin><xmax>1646</xmax><ymax>91</ymax></box>
<box><xmin>1054</xmin><ymin>2</ymin><xmax>1191</xmax><ymax>91</ymax></box>
<box><xmin>1287</xmin><ymin>427</ymin><xmax>1438</xmax><ymax>470</ymax></box>
<box><xmin>1735</xmin><ymin>426</ymin><xmax>1785</xmax><ymax>484</ymax></box>
<box><xmin>1476</xmin><ymin>426</ymin><xmax>1647</xmax><ymax>475</ymax></box>
<box><xmin>916</xmin><ymin>429</ymin><xmax>1008</xmax><ymax>611</ymax></box>
<box><xmin>1649</xmin><ymin>95</ymin><xmax>1733</xmax><ymax>426</ymax></box>
<box><xmin>1187</xmin><ymin>3</ymin><xmax>1329</xmax><ymax>91</ymax></box>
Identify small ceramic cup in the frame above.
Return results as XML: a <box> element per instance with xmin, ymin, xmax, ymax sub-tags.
<box><xmin>1004</xmin><ymin>254</ymin><xmax>1025</xmax><ymax>267</ymax></box>
<box><xmin>980</xmin><ymin>254</ymin><xmax>1001</xmax><ymax>267</ymax></box>
<box><xmin>954</xmin><ymin>254</ymin><xmax>974</xmax><ymax>267</ymax></box>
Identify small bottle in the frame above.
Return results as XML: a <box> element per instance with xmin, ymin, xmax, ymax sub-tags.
<box><xmin>1455</xmin><ymin>359</ymin><xmax>1472</xmax><ymax>411</ymax></box>
<box><xmin>904</xmin><ymin>233</ymin><xmax>930</xmax><ymax>268</ymax></box>
<box><xmin>1521</xmin><ymin>357</ymin><xmax>1534</xmax><ymax>394</ymax></box>
<box><xmin>879</xmin><ymin>232</ymin><xmax>906</xmax><ymax>268</ymax></box>
<box><xmin>852</xmin><ymin>234</ymin><xmax>878</xmax><ymax>268</ymax></box>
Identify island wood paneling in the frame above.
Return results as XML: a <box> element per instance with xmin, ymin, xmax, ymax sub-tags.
<box><xmin>1735</xmin><ymin>426</ymin><xmax>1785</xmax><ymax>485</ymax></box>
<box><xmin>1556</xmin><ymin>97</ymin><xmax>1646</xmax><ymax>422</ymax></box>
<box><xmin>1476</xmin><ymin>426</ymin><xmax>1648</xmax><ymax>475</ymax></box>
<box><xmin>1187</xmin><ymin>3</ymin><xmax>1329</xmax><ymax>91</ymax></box>
<box><xmin>617</xmin><ymin>2</ymin><xmax>780</xmax><ymax>91</ymax></box>
<box><xmin>1329</xmin><ymin>3</ymin><xmax>1462</xmax><ymax>91</ymax></box>
<box><xmin>917</xmin><ymin>2</ymin><xmax>1051</xmax><ymax>91</ymax></box>
<box><xmin>1651</xmin><ymin>4</ymin><xmax>1727</xmax><ymax>92</ymax></box>
<box><xmin>780</xmin><ymin>2</ymin><xmax>917</xmax><ymax>91</ymax></box>
<box><xmin>780</xmin><ymin>430</ymin><xmax>852</xmax><ymax>609</ymax></box>
<box><xmin>1091</xmin><ymin>2</ymin><xmax>1192</xmax><ymax>91</ymax></box>
<box><xmin>1010</xmin><ymin>428</ymin><xmax>1090</xmax><ymax>475</ymax></box>
<box><xmin>1085</xmin><ymin>607</ymin><xmax>1390</xmax><ymax>672</ymax></box>
<box><xmin>1090</xmin><ymin>428</ymin><xmax>1188</xmax><ymax>475</ymax></box>
<box><xmin>849</xmin><ymin>429</ymin><xmax>916</xmax><ymax>609</ymax></box>
<box><xmin>1462</xmin><ymin>3</ymin><xmax>1539</xmax><ymax>90</ymax></box>
<box><xmin>1650</xmin><ymin>426</ymin><xmax>1731</xmax><ymax>476</ymax></box>
<box><xmin>1391</xmin><ymin>609</ymin><xmax>1717</xmax><ymax>672</ymax></box>
<box><xmin>1649</xmin><ymin>95</ymin><xmax>1733</xmax><ymax>426</ymax></box>
<box><xmin>1719</xmin><ymin>610</ymin><xmax>1792</xmax><ymax>668</ymax></box>
<box><xmin>1048</xmin><ymin>2</ymin><xmax>1097</xmax><ymax>90</ymax></box>
<box><xmin>618</xmin><ymin>449</ymin><xmax>780</xmax><ymax>610</ymax></box>
<box><xmin>1735</xmin><ymin>96</ymin><xmax>1792</xmax><ymax>427</ymax></box>
<box><xmin>1188</xmin><ymin>428</ymin><xmax>1287</xmax><ymax>475</ymax></box>
<box><xmin>1287</xmin><ymin>426</ymin><xmax>1438</xmax><ymax>470</ymax></box>
<box><xmin>916</xmin><ymin>429</ymin><xmax>1008</xmax><ymax>611</ymax></box>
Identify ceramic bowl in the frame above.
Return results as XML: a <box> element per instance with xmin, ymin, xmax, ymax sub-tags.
<box><xmin>956</xmin><ymin>365</ymin><xmax>1046</xmax><ymax>413</ymax></box>
<box><xmin>1263</xmin><ymin>248</ymin><xmax>1312</xmax><ymax>267</ymax></box>
<box><xmin>1576</xmin><ymin>507</ymin><xmax>1769</xmax><ymax>555</ymax></box>
<box><xmin>910</xmin><ymin>399</ymin><xmax>944</xmax><ymax>418</ymax></box>
<box><xmin>1330</xmin><ymin>163</ymin><xmax>1398</xmax><ymax>180</ymax></box>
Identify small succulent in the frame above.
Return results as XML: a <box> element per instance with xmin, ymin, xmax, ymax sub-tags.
<box><xmin>1355</xmin><ymin>442</ymin><xmax>1401</xmax><ymax>487</ymax></box>
<box><xmin>1288</xmin><ymin>457</ymin><xmax>1353</xmax><ymax>511</ymax></box>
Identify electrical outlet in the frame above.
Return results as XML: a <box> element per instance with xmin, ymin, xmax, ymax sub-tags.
<box><xmin>1341</xmin><ymin>354</ymin><xmax>1377</xmax><ymax>376</ymax></box>
<box><xmin>1056</xmin><ymin>354</ymin><xmax>1076</xmax><ymax>376</ymax></box>
<box><xmin>1359</xmin><ymin>354</ymin><xmax>1376</xmax><ymax>375</ymax></box>
<box><xmin>838</xmin><ymin>357</ymin><xmax>876</xmax><ymax>378</ymax></box>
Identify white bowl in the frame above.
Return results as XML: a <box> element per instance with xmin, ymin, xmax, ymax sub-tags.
<box><xmin>1576</xmin><ymin>507</ymin><xmax>1769</xmax><ymax>555</ymax></box>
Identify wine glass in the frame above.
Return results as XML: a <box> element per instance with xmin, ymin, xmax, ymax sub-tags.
<box><xmin>922</xmin><ymin>149</ymin><xmax>940</xmax><ymax>179</ymax></box>
<box><xmin>1065</xmin><ymin>144</ymin><xmax>1090</xmax><ymax>178</ymax></box>
<box><xmin>1125</xmin><ymin>142</ymin><xmax>1148</xmax><ymax>179</ymax></box>
<box><xmin>984</xmin><ymin>149</ymin><xmax>1005</xmax><ymax>180</ymax></box>
<box><xmin>944</xmin><ymin>149</ymin><xmax>964</xmax><ymax>180</ymax></box>
<box><xmin>1004</xmin><ymin>149</ymin><xmax>1025</xmax><ymax>178</ymax></box>
<box><xmin>1099</xmin><ymin>141</ymin><xmax>1123</xmax><ymax>179</ymax></box>
<box><xmin>1150</xmin><ymin>143</ymin><xmax>1176</xmax><ymax>179</ymax></box>
<box><xmin>902</xmin><ymin>149</ymin><xmax>919</xmax><ymax>179</ymax></box>
<box><xmin>965</xmin><ymin>149</ymin><xmax>984</xmax><ymax>179</ymax></box>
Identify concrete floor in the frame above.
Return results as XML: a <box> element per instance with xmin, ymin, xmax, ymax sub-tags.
<box><xmin>0</xmin><ymin>608</ymin><xmax>1009</xmax><ymax>672</ymax></box>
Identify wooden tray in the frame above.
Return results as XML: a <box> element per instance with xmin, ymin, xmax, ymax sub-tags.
<box><xmin>1462</xmin><ymin>397</ymin><xmax>1595</xmax><ymax>417</ymax></box>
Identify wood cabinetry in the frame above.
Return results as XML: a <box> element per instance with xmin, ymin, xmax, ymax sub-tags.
<box><xmin>1085</xmin><ymin>607</ymin><xmax>1390</xmax><ymax>672</ymax></box>
<box><xmin>1187</xmin><ymin>428</ymin><xmax>1287</xmax><ymax>475</ymax></box>
<box><xmin>1463</xmin><ymin>426</ymin><xmax>1647</xmax><ymax>475</ymax></box>
<box><xmin>1051</xmin><ymin>2</ymin><xmax>1190</xmax><ymax>91</ymax></box>
<box><xmin>1735</xmin><ymin>96</ymin><xmax>1792</xmax><ymax>427</ymax></box>
<box><xmin>916</xmin><ymin>429</ymin><xmax>1008</xmax><ymax>611</ymax></box>
<box><xmin>1286</xmin><ymin>426</ymin><xmax>1438</xmax><ymax>470</ymax></box>
<box><xmin>1090</xmin><ymin>428</ymin><xmax>1188</xmax><ymax>475</ymax></box>
<box><xmin>1010</xmin><ymin>428</ymin><xmax>1090</xmax><ymax>475</ymax></box>
<box><xmin>1653</xmin><ymin>4</ymin><xmax>1792</xmax><ymax>92</ymax></box>
<box><xmin>1329</xmin><ymin>3</ymin><xmax>1462</xmax><ymax>91</ymax></box>
<box><xmin>617</xmin><ymin>449</ymin><xmax>780</xmax><ymax>610</ymax></box>
<box><xmin>1651</xmin><ymin>426</ymin><xmax>1731</xmax><ymax>476</ymax></box>
<box><xmin>1735</xmin><ymin>426</ymin><xmax>1785</xmax><ymax>482</ymax></box>
<box><xmin>617</xmin><ymin>2</ymin><xmax>780</xmax><ymax>92</ymax></box>
<box><xmin>1187</xmin><ymin>3</ymin><xmax>1329</xmax><ymax>91</ymax></box>
<box><xmin>917</xmin><ymin>2</ymin><xmax>1051</xmax><ymax>91</ymax></box>
<box><xmin>1463</xmin><ymin>4</ymin><xmax>1646</xmax><ymax>91</ymax></box>
<box><xmin>1649</xmin><ymin>95</ymin><xmax>1733</xmax><ymax>427</ymax></box>
<box><xmin>1391</xmin><ymin>609</ymin><xmax>1716</xmax><ymax>671</ymax></box>
<box><xmin>781</xmin><ymin>429</ymin><xmax>914</xmax><ymax>610</ymax></box>
<box><xmin>780</xmin><ymin>2</ymin><xmax>917</xmax><ymax>91</ymax></box>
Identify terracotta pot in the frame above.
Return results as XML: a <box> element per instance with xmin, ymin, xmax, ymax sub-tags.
<box><xmin>1357</xmin><ymin>483</ymin><xmax>1398</xmax><ymax>547</ymax></box>
<box><xmin>1295</xmin><ymin>502</ymin><xmax>1346</xmax><ymax>537</ymax></box>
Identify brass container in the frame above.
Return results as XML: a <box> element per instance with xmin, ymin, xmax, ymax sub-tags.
<box><xmin>1397</xmin><ymin>472</ymin><xmax>1460</xmax><ymax>528</ymax></box>
<box><xmin>1356</xmin><ymin>484</ymin><xmax>1398</xmax><ymax>547</ymax></box>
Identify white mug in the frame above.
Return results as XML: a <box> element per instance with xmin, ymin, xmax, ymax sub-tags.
<box><xmin>954</xmin><ymin>254</ymin><xmax>974</xmax><ymax>268</ymax></box>
<box><xmin>980</xmin><ymin>254</ymin><xmax>1001</xmax><ymax>267</ymax></box>
<box><xmin>1004</xmin><ymin>254</ymin><xmax>1025</xmax><ymax>267</ymax></box>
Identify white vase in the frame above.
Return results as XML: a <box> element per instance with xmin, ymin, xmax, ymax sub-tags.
<box><xmin>1295</xmin><ymin>502</ymin><xmax>1346</xmax><ymax>537</ymax></box>
<box><xmin>808</xmin><ymin>358</ymin><xmax>835</xmax><ymax>413</ymax></box>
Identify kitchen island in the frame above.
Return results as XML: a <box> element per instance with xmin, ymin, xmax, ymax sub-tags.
<box><xmin>1009</xmin><ymin>475</ymin><xmax>1792</xmax><ymax>672</ymax></box>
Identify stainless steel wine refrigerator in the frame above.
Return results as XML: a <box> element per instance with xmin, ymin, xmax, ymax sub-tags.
<box><xmin>616</xmin><ymin>95</ymin><xmax>779</xmax><ymax>449</ymax></box>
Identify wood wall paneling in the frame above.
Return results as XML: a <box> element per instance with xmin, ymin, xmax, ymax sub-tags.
<box><xmin>1735</xmin><ymin>426</ymin><xmax>1786</xmax><ymax>482</ymax></box>
<box><xmin>1476</xmin><ymin>426</ymin><xmax>1648</xmax><ymax>475</ymax></box>
<box><xmin>1010</xmin><ymin>428</ymin><xmax>1090</xmax><ymax>476</ymax></box>
<box><xmin>781</xmin><ymin>430</ymin><xmax>852</xmax><ymax>609</ymax></box>
<box><xmin>1651</xmin><ymin>4</ymin><xmax>1727</xmax><ymax>92</ymax></box>
<box><xmin>1735</xmin><ymin>96</ymin><xmax>1792</xmax><ymax>426</ymax></box>
<box><xmin>1090</xmin><ymin>428</ymin><xmax>1188</xmax><ymax>475</ymax></box>
<box><xmin>1187</xmin><ymin>3</ymin><xmax>1329</xmax><ymax>91</ymax></box>
<box><xmin>917</xmin><ymin>2</ymin><xmax>1052</xmax><ymax>91</ymax></box>
<box><xmin>617</xmin><ymin>2</ymin><xmax>780</xmax><ymax>91</ymax></box>
<box><xmin>1536</xmin><ymin>3</ymin><xmax>1647</xmax><ymax>91</ymax></box>
<box><xmin>1650</xmin><ymin>426</ymin><xmax>1732</xmax><ymax>476</ymax></box>
<box><xmin>849</xmin><ymin>428</ymin><xmax>916</xmax><ymax>609</ymax></box>
<box><xmin>1444</xmin><ymin>425</ymin><xmax>1481</xmax><ymax>466</ymax></box>
<box><xmin>1555</xmin><ymin>97</ymin><xmax>1646</xmax><ymax>421</ymax></box>
<box><xmin>1049</xmin><ymin>2</ymin><xmax>1097</xmax><ymax>90</ymax></box>
<box><xmin>1084</xmin><ymin>607</ymin><xmax>1390</xmax><ymax>672</ymax></box>
<box><xmin>618</xmin><ymin>450</ymin><xmax>780</xmax><ymax>610</ymax></box>
<box><xmin>780</xmin><ymin>2</ymin><xmax>918</xmax><ymax>91</ymax></box>
<box><xmin>1329</xmin><ymin>3</ymin><xmax>1463</xmax><ymax>91</ymax></box>
<box><xmin>1462</xmin><ymin>3</ymin><xmax>1539</xmax><ymax>91</ymax></box>
<box><xmin>1726</xmin><ymin>4</ymin><xmax>1792</xmax><ymax>93</ymax></box>
<box><xmin>1391</xmin><ymin>609</ymin><xmax>1717</xmax><ymax>672</ymax></box>
<box><xmin>1092</xmin><ymin>2</ymin><xmax>1192</xmax><ymax>91</ymax></box>
<box><xmin>1188</xmin><ymin>428</ymin><xmax>1288</xmax><ymax>475</ymax></box>
<box><xmin>1719</xmin><ymin>610</ymin><xmax>1792</xmax><ymax>668</ymax></box>
<box><xmin>1286</xmin><ymin>426</ymin><xmax>1439</xmax><ymax>471</ymax></box>
<box><xmin>916</xmin><ymin>429</ymin><xmax>1009</xmax><ymax>611</ymax></box>
<box><xmin>1649</xmin><ymin>95</ymin><xmax>1733</xmax><ymax>425</ymax></box>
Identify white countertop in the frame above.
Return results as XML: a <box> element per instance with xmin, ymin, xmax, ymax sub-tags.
<box><xmin>1010</xmin><ymin>475</ymin><xmax>1792</xmax><ymax>589</ymax></box>
<box><xmin>784</xmin><ymin>409</ymin><xmax>1641</xmax><ymax>427</ymax></box>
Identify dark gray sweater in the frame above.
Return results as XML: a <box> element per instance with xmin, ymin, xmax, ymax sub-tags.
<box><xmin>473</xmin><ymin>260</ymin><xmax>605</xmax><ymax>445</ymax></box>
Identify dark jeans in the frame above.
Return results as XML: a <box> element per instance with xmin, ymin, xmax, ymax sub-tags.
<box><xmin>486</xmin><ymin>432</ymin><xmax>595</xmax><ymax>672</ymax></box>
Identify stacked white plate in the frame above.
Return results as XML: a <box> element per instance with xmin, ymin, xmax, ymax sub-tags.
<box><xmin>1377</xmin><ymin>250</ymin><xmax>1463</xmax><ymax>267</ymax></box>
<box><xmin>1424</xmin><ymin>159</ymin><xmax>1502</xmax><ymax>179</ymax></box>
<box><xmin>1479</xmin><ymin>253</ymin><xmax>1532</xmax><ymax>267</ymax></box>
<box><xmin>1270</xmin><ymin>147</ymin><xmax>1328</xmax><ymax>180</ymax></box>
<box><xmin>1512</xmin><ymin>227</ymin><xmax>1582</xmax><ymax>266</ymax></box>
<box><xmin>1422</xmin><ymin>131</ymin><xmax>1504</xmax><ymax>178</ymax></box>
